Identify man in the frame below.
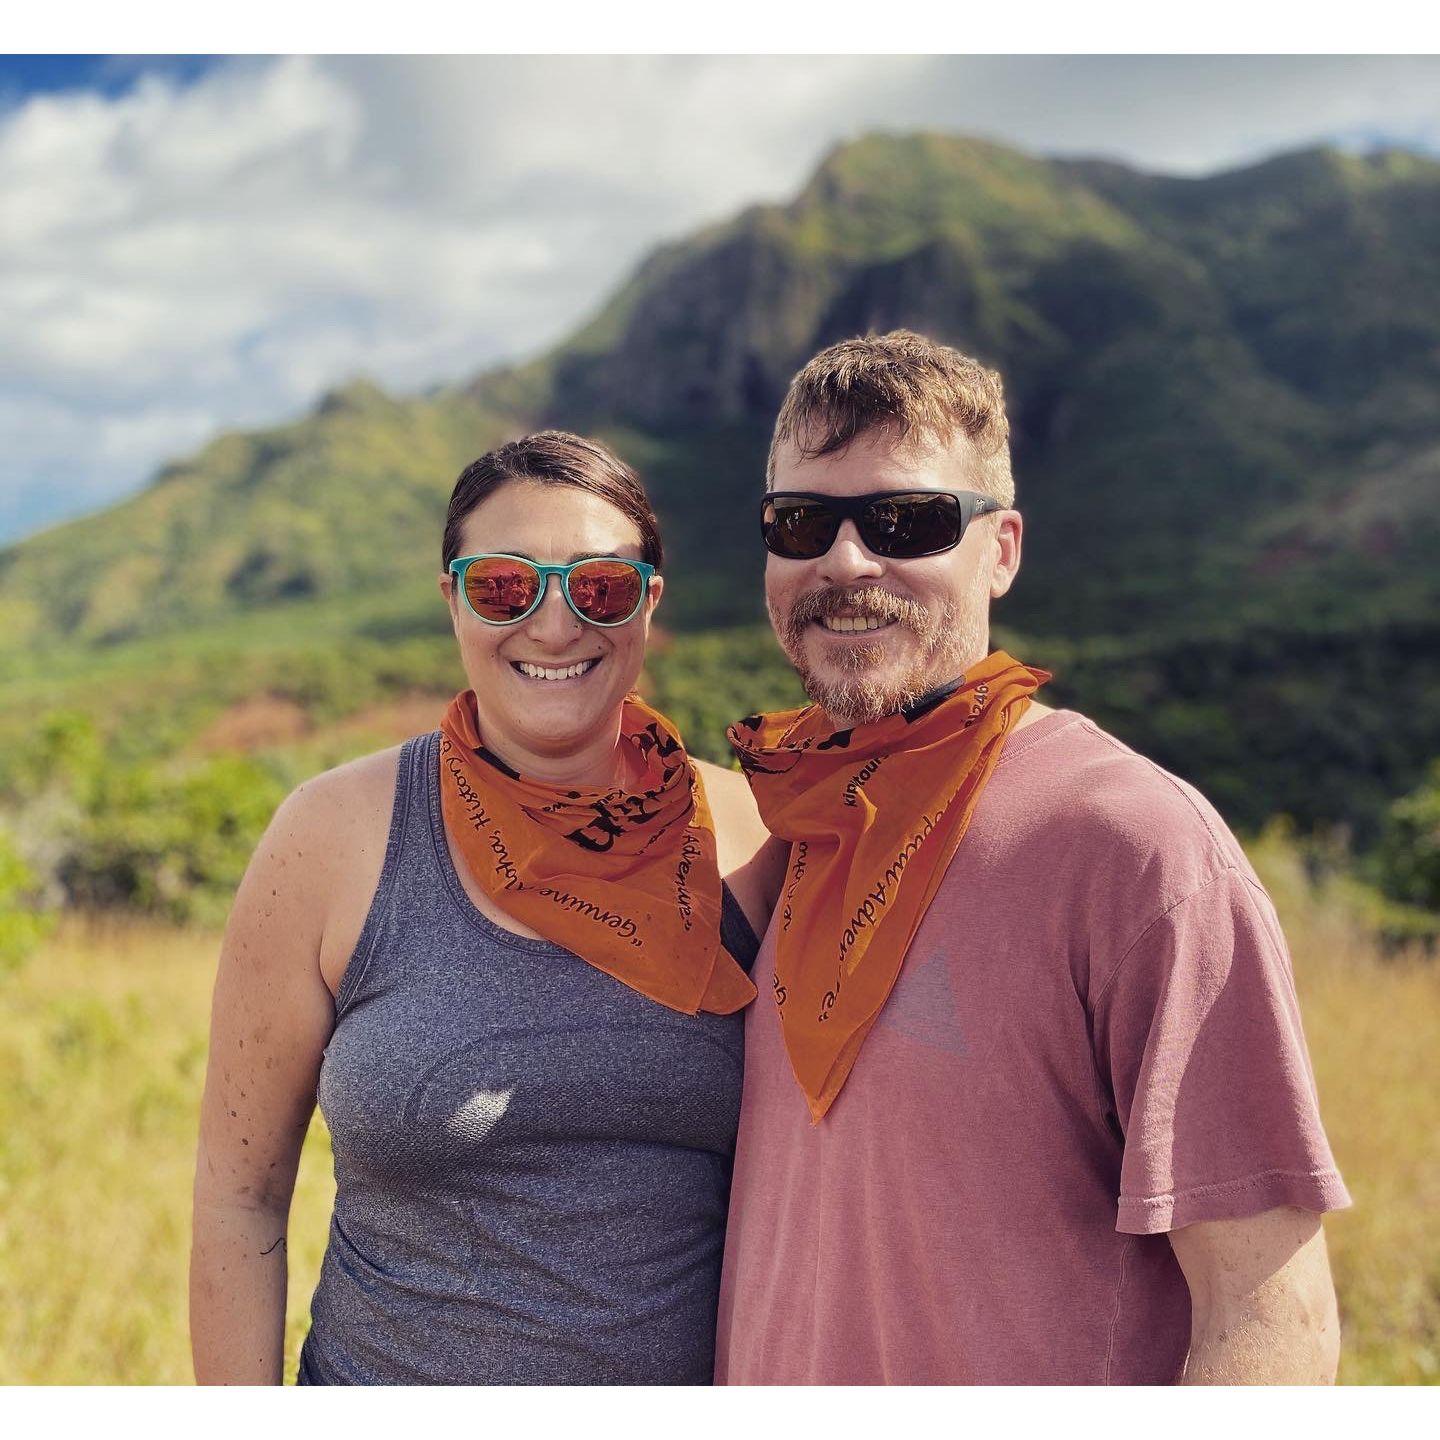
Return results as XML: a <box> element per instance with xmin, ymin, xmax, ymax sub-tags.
<box><xmin>715</xmin><ymin>330</ymin><xmax>1350</xmax><ymax>1385</ymax></box>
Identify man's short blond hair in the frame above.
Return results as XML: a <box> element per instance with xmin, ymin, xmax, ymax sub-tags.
<box><xmin>767</xmin><ymin>329</ymin><xmax>1014</xmax><ymax>506</ymax></box>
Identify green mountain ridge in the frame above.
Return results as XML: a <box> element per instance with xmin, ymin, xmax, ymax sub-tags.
<box><xmin>2</xmin><ymin>131</ymin><xmax>1438</xmax><ymax>840</ymax></box>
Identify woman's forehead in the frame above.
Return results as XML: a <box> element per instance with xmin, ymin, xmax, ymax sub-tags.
<box><xmin>459</xmin><ymin>480</ymin><xmax>644</xmax><ymax>555</ymax></box>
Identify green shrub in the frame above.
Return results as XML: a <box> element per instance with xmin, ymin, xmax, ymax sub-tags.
<box><xmin>60</xmin><ymin>755</ymin><xmax>287</xmax><ymax>926</ymax></box>
<box><xmin>0</xmin><ymin>828</ymin><xmax>50</xmax><ymax>969</ymax></box>
<box><xmin>644</xmin><ymin>626</ymin><xmax>806</xmax><ymax>765</ymax></box>
<box><xmin>1375</xmin><ymin>759</ymin><xmax>1440</xmax><ymax>913</ymax></box>
<box><xmin>0</xmin><ymin>709</ymin><xmax>102</xmax><ymax>804</ymax></box>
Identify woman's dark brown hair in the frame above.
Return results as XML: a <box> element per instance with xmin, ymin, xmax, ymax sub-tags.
<box><xmin>441</xmin><ymin>431</ymin><xmax>664</xmax><ymax>571</ymax></box>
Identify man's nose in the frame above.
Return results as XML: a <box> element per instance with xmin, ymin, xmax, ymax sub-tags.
<box><xmin>525</xmin><ymin>575</ymin><xmax>586</xmax><ymax>645</ymax></box>
<box><xmin>816</xmin><ymin>521</ymin><xmax>885</xmax><ymax>586</ymax></box>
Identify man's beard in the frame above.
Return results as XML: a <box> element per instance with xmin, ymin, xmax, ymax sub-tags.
<box><xmin>768</xmin><ymin>577</ymin><xmax>990</xmax><ymax>727</ymax></box>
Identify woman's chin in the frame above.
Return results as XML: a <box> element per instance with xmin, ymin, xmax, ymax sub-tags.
<box><xmin>475</xmin><ymin>666</ymin><xmax>637</xmax><ymax>756</ymax></box>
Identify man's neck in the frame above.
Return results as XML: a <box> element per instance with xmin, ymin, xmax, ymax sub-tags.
<box><xmin>1014</xmin><ymin>699</ymin><xmax>1054</xmax><ymax>732</ymax></box>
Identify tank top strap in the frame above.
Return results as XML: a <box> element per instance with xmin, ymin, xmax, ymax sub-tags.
<box><xmin>403</xmin><ymin>728</ymin><xmax>444</xmax><ymax>858</ymax></box>
<box><xmin>719</xmin><ymin>881</ymin><xmax>760</xmax><ymax>974</ymax></box>
<box><xmin>332</xmin><ymin>731</ymin><xmax>441</xmax><ymax>1017</ymax></box>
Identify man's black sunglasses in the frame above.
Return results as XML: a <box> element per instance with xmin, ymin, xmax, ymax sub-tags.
<box><xmin>760</xmin><ymin>489</ymin><xmax>1007</xmax><ymax>561</ymax></box>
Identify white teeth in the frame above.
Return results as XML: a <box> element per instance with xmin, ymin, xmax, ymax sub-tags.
<box><xmin>819</xmin><ymin>616</ymin><xmax>890</xmax><ymax>633</ymax></box>
<box><xmin>515</xmin><ymin>658</ymin><xmax>599</xmax><ymax>681</ymax></box>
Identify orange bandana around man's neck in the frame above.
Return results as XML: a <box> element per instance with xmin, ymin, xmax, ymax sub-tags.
<box><xmin>726</xmin><ymin>651</ymin><xmax>1049</xmax><ymax>1120</ymax></box>
<box><xmin>438</xmin><ymin>689</ymin><xmax>757</xmax><ymax>1016</ymax></box>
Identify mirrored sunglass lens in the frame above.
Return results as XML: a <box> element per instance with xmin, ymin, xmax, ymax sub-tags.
<box><xmin>567</xmin><ymin>560</ymin><xmax>644</xmax><ymax>623</ymax></box>
<box><xmin>464</xmin><ymin>558</ymin><xmax>541</xmax><ymax>621</ymax></box>
<box><xmin>862</xmin><ymin>493</ymin><xmax>961</xmax><ymax>556</ymax></box>
<box><xmin>765</xmin><ymin>499</ymin><xmax>838</xmax><ymax>557</ymax></box>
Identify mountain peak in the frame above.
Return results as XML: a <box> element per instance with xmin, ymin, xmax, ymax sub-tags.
<box><xmin>806</xmin><ymin>131</ymin><xmax>1028</xmax><ymax>187</ymax></box>
<box><xmin>783</xmin><ymin>129</ymin><xmax>1140</xmax><ymax>264</ymax></box>
<box><xmin>315</xmin><ymin>376</ymin><xmax>395</xmax><ymax>417</ymax></box>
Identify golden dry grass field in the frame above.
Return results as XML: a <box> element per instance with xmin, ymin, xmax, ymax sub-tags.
<box><xmin>0</xmin><ymin>832</ymin><xmax>1436</xmax><ymax>1385</ymax></box>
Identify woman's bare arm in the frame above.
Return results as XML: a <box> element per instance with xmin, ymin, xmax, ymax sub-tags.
<box><xmin>188</xmin><ymin>779</ymin><xmax>339</xmax><ymax>1384</ymax></box>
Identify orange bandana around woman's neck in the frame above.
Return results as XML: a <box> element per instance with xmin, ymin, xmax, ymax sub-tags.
<box><xmin>726</xmin><ymin>651</ymin><xmax>1049</xmax><ymax>1120</ymax></box>
<box><xmin>438</xmin><ymin>689</ymin><xmax>757</xmax><ymax>1016</ymax></box>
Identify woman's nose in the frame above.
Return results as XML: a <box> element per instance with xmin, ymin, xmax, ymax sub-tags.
<box><xmin>525</xmin><ymin>575</ymin><xmax>586</xmax><ymax>643</ymax></box>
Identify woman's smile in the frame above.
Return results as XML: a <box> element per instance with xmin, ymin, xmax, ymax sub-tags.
<box><xmin>509</xmin><ymin>656</ymin><xmax>603</xmax><ymax>683</ymax></box>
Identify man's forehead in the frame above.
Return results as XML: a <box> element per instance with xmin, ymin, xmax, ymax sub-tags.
<box><xmin>772</xmin><ymin>427</ymin><xmax>982</xmax><ymax>494</ymax></box>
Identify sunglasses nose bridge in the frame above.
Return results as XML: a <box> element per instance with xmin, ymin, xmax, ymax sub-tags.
<box><xmin>524</xmin><ymin>569</ymin><xmax>585</xmax><ymax>630</ymax></box>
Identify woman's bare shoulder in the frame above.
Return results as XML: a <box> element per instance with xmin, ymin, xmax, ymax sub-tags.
<box><xmin>262</xmin><ymin>744</ymin><xmax>402</xmax><ymax>881</ymax></box>
<box><xmin>299</xmin><ymin>739</ymin><xmax>401</xmax><ymax>819</ymax></box>
<box><xmin>253</xmin><ymin>744</ymin><xmax>406</xmax><ymax>992</ymax></box>
<box><xmin>290</xmin><ymin>742</ymin><xmax>403</xmax><ymax>813</ymax></box>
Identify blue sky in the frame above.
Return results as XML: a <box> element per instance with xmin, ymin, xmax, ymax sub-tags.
<box><xmin>0</xmin><ymin>55</ymin><xmax>217</xmax><ymax>101</ymax></box>
<box><xmin>2</xmin><ymin>54</ymin><xmax>1438</xmax><ymax>548</ymax></box>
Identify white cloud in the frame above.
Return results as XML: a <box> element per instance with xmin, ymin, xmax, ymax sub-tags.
<box><xmin>1</xmin><ymin>54</ymin><xmax>1438</xmax><ymax>545</ymax></box>
<box><xmin>891</xmin><ymin>56</ymin><xmax>1440</xmax><ymax>177</ymax></box>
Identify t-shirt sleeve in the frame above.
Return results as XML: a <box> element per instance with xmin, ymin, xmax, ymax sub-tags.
<box><xmin>1091</xmin><ymin>865</ymin><xmax>1351</xmax><ymax>1235</ymax></box>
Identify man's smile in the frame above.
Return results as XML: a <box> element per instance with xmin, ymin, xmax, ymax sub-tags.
<box><xmin>813</xmin><ymin>615</ymin><xmax>897</xmax><ymax>634</ymax></box>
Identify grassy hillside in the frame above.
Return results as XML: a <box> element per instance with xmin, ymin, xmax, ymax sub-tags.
<box><xmin>0</xmin><ymin>381</ymin><xmax>520</xmax><ymax>650</ymax></box>
<box><xmin>2</xmin><ymin>830</ymin><xmax>1434</xmax><ymax>1383</ymax></box>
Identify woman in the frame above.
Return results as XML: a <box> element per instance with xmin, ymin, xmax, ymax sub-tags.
<box><xmin>189</xmin><ymin>432</ymin><xmax>782</xmax><ymax>1384</ymax></box>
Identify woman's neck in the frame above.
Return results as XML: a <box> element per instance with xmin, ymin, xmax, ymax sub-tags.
<box><xmin>480</xmin><ymin>721</ymin><xmax>636</xmax><ymax>792</ymax></box>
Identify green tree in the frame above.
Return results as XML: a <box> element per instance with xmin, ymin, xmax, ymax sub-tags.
<box><xmin>1</xmin><ymin>709</ymin><xmax>102</xmax><ymax>804</ymax></box>
<box><xmin>1376</xmin><ymin>760</ymin><xmax>1440</xmax><ymax>912</ymax></box>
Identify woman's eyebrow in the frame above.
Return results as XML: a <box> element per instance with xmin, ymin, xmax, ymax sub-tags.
<box><xmin>476</xmin><ymin>549</ymin><xmax>641</xmax><ymax>564</ymax></box>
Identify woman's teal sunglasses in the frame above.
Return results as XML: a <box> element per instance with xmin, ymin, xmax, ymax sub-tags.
<box><xmin>448</xmin><ymin>552</ymin><xmax>657</xmax><ymax>627</ymax></box>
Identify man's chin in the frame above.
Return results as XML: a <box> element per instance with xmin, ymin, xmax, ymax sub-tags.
<box><xmin>793</xmin><ymin>646</ymin><xmax>982</xmax><ymax>728</ymax></box>
<box><xmin>797</xmin><ymin>667</ymin><xmax>911</xmax><ymax>729</ymax></box>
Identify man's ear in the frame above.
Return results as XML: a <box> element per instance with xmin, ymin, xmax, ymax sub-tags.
<box><xmin>439</xmin><ymin>571</ymin><xmax>459</xmax><ymax>624</ymax></box>
<box><xmin>647</xmin><ymin>573</ymin><xmax>665</xmax><ymax>616</ymax></box>
<box><xmin>990</xmin><ymin>512</ymin><xmax>1023</xmax><ymax>600</ymax></box>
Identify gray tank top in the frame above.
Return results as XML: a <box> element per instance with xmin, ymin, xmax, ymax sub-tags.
<box><xmin>298</xmin><ymin>731</ymin><xmax>759</xmax><ymax>1385</ymax></box>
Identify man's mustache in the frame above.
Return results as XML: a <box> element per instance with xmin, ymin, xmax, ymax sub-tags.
<box><xmin>785</xmin><ymin>585</ymin><xmax>928</xmax><ymax>631</ymax></box>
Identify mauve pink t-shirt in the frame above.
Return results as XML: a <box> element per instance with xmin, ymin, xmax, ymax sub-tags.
<box><xmin>715</xmin><ymin>710</ymin><xmax>1350</xmax><ymax>1385</ymax></box>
